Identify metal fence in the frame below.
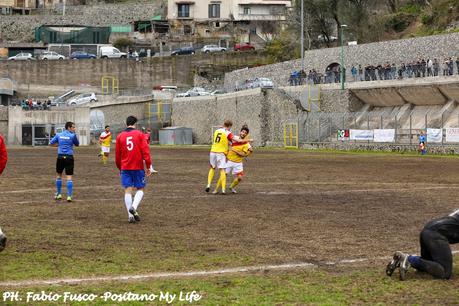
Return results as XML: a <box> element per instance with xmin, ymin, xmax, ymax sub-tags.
<box><xmin>298</xmin><ymin>111</ymin><xmax>459</xmax><ymax>145</ymax></box>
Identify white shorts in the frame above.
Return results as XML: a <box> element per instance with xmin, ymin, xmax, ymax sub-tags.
<box><xmin>101</xmin><ymin>146</ymin><xmax>110</xmax><ymax>153</ymax></box>
<box><xmin>225</xmin><ymin>160</ymin><xmax>244</xmax><ymax>176</ymax></box>
<box><xmin>209</xmin><ymin>152</ymin><xmax>227</xmax><ymax>169</ymax></box>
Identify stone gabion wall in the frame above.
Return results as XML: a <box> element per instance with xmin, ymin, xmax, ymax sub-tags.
<box><xmin>0</xmin><ymin>1</ymin><xmax>164</xmax><ymax>42</ymax></box>
<box><xmin>224</xmin><ymin>32</ymin><xmax>459</xmax><ymax>92</ymax></box>
<box><xmin>171</xmin><ymin>88</ymin><xmax>301</xmax><ymax>146</ymax></box>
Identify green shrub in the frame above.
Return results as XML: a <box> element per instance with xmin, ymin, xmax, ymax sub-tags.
<box><xmin>385</xmin><ymin>12</ymin><xmax>416</xmax><ymax>32</ymax></box>
<box><xmin>113</xmin><ymin>37</ymin><xmax>133</xmax><ymax>50</ymax></box>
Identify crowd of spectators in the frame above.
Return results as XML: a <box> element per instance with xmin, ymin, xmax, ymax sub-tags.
<box><xmin>20</xmin><ymin>98</ymin><xmax>51</xmax><ymax>110</ymax></box>
<box><xmin>289</xmin><ymin>56</ymin><xmax>459</xmax><ymax>86</ymax></box>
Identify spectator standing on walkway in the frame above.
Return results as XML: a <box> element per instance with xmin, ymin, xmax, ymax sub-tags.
<box><xmin>433</xmin><ymin>58</ymin><xmax>439</xmax><ymax>76</ymax></box>
<box><xmin>427</xmin><ymin>58</ymin><xmax>433</xmax><ymax>76</ymax></box>
<box><xmin>456</xmin><ymin>56</ymin><xmax>459</xmax><ymax>75</ymax></box>
<box><xmin>358</xmin><ymin>65</ymin><xmax>363</xmax><ymax>81</ymax></box>
<box><xmin>351</xmin><ymin>65</ymin><xmax>357</xmax><ymax>81</ymax></box>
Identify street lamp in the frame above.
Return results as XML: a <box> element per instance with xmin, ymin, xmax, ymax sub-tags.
<box><xmin>340</xmin><ymin>24</ymin><xmax>347</xmax><ymax>90</ymax></box>
<box><xmin>300</xmin><ymin>0</ymin><xmax>304</xmax><ymax>71</ymax></box>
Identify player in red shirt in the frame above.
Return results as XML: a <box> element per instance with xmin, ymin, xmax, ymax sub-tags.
<box><xmin>116</xmin><ymin>116</ymin><xmax>152</xmax><ymax>223</ymax></box>
<box><xmin>0</xmin><ymin>134</ymin><xmax>8</xmax><ymax>251</ymax></box>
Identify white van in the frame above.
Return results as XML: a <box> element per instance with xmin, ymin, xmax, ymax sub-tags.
<box><xmin>99</xmin><ymin>46</ymin><xmax>127</xmax><ymax>59</ymax></box>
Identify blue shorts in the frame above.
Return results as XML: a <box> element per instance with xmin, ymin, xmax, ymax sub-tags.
<box><xmin>120</xmin><ymin>170</ymin><xmax>146</xmax><ymax>189</ymax></box>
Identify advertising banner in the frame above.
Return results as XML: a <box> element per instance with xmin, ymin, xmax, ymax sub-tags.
<box><xmin>446</xmin><ymin>128</ymin><xmax>459</xmax><ymax>142</ymax></box>
<box><xmin>427</xmin><ymin>128</ymin><xmax>442</xmax><ymax>143</ymax></box>
<box><xmin>373</xmin><ymin>129</ymin><xmax>395</xmax><ymax>142</ymax></box>
<box><xmin>337</xmin><ymin>129</ymin><xmax>350</xmax><ymax>141</ymax></box>
<box><xmin>350</xmin><ymin>129</ymin><xmax>373</xmax><ymax>141</ymax></box>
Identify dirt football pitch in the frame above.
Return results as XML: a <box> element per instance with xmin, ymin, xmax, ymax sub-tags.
<box><xmin>1</xmin><ymin>146</ymin><xmax>459</xmax><ymax>305</ymax></box>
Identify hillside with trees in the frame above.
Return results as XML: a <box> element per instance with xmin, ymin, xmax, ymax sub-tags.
<box><xmin>266</xmin><ymin>0</ymin><xmax>459</xmax><ymax>61</ymax></box>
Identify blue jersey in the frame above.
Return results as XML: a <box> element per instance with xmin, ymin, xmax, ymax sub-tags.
<box><xmin>419</xmin><ymin>135</ymin><xmax>426</xmax><ymax>143</ymax></box>
<box><xmin>50</xmin><ymin>130</ymin><xmax>79</xmax><ymax>155</ymax></box>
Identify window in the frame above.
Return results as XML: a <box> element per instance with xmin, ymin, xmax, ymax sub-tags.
<box><xmin>243</xmin><ymin>6</ymin><xmax>251</xmax><ymax>15</ymax></box>
<box><xmin>178</xmin><ymin>4</ymin><xmax>190</xmax><ymax>18</ymax></box>
<box><xmin>208</xmin><ymin>4</ymin><xmax>220</xmax><ymax>18</ymax></box>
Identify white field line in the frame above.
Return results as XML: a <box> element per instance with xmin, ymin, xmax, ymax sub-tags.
<box><xmin>0</xmin><ymin>182</ymin><xmax>459</xmax><ymax>195</ymax></box>
<box><xmin>5</xmin><ymin>185</ymin><xmax>459</xmax><ymax>205</ymax></box>
<box><xmin>2</xmin><ymin>251</ymin><xmax>459</xmax><ymax>288</ymax></box>
<box><xmin>2</xmin><ymin>181</ymin><xmax>459</xmax><ymax>195</ymax></box>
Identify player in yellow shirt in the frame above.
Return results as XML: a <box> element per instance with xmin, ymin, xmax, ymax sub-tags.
<box><xmin>98</xmin><ymin>125</ymin><xmax>112</xmax><ymax>165</ymax></box>
<box><xmin>221</xmin><ymin>126</ymin><xmax>252</xmax><ymax>194</ymax></box>
<box><xmin>206</xmin><ymin>120</ymin><xmax>251</xmax><ymax>194</ymax></box>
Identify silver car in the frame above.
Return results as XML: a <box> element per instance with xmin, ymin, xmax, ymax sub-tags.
<box><xmin>67</xmin><ymin>93</ymin><xmax>98</xmax><ymax>106</ymax></box>
<box><xmin>177</xmin><ymin>87</ymin><xmax>211</xmax><ymax>97</ymax></box>
<box><xmin>40</xmin><ymin>51</ymin><xmax>66</xmax><ymax>60</ymax></box>
<box><xmin>7</xmin><ymin>53</ymin><xmax>35</xmax><ymax>61</ymax></box>
<box><xmin>251</xmin><ymin>77</ymin><xmax>274</xmax><ymax>89</ymax></box>
<box><xmin>201</xmin><ymin>45</ymin><xmax>227</xmax><ymax>54</ymax></box>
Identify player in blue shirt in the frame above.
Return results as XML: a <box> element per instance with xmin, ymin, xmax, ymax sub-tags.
<box><xmin>49</xmin><ymin>122</ymin><xmax>79</xmax><ymax>202</ymax></box>
<box><xmin>419</xmin><ymin>131</ymin><xmax>427</xmax><ymax>155</ymax></box>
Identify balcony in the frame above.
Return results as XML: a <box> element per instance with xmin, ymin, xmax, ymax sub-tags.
<box><xmin>236</xmin><ymin>13</ymin><xmax>286</xmax><ymax>21</ymax></box>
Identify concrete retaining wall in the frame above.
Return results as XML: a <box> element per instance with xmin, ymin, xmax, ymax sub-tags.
<box><xmin>7</xmin><ymin>106</ymin><xmax>90</xmax><ymax>145</ymax></box>
<box><xmin>1</xmin><ymin>51</ymin><xmax>270</xmax><ymax>90</ymax></box>
<box><xmin>171</xmin><ymin>88</ymin><xmax>301</xmax><ymax>146</ymax></box>
<box><xmin>224</xmin><ymin>32</ymin><xmax>459</xmax><ymax>91</ymax></box>
<box><xmin>0</xmin><ymin>2</ymin><xmax>164</xmax><ymax>42</ymax></box>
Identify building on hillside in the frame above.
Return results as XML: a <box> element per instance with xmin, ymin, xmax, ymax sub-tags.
<box><xmin>35</xmin><ymin>25</ymin><xmax>110</xmax><ymax>44</ymax></box>
<box><xmin>167</xmin><ymin>0</ymin><xmax>291</xmax><ymax>47</ymax></box>
<box><xmin>0</xmin><ymin>0</ymin><xmax>35</xmax><ymax>14</ymax></box>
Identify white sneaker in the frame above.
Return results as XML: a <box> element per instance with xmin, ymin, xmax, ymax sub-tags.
<box><xmin>149</xmin><ymin>165</ymin><xmax>158</xmax><ymax>173</ymax></box>
<box><xmin>231</xmin><ymin>188</ymin><xmax>237</xmax><ymax>194</ymax></box>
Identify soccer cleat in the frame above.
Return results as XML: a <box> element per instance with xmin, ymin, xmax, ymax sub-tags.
<box><xmin>221</xmin><ymin>190</ymin><xmax>226</xmax><ymax>195</ymax></box>
<box><xmin>66</xmin><ymin>196</ymin><xmax>72</xmax><ymax>202</ymax></box>
<box><xmin>386</xmin><ymin>251</ymin><xmax>409</xmax><ymax>278</ymax></box>
<box><xmin>129</xmin><ymin>207</ymin><xmax>140</xmax><ymax>222</ymax></box>
<box><xmin>398</xmin><ymin>252</ymin><xmax>411</xmax><ymax>281</ymax></box>
<box><xmin>0</xmin><ymin>233</ymin><xmax>6</xmax><ymax>252</ymax></box>
<box><xmin>128</xmin><ymin>216</ymin><xmax>136</xmax><ymax>223</ymax></box>
<box><xmin>231</xmin><ymin>188</ymin><xmax>237</xmax><ymax>194</ymax></box>
<box><xmin>205</xmin><ymin>186</ymin><xmax>210</xmax><ymax>193</ymax></box>
<box><xmin>54</xmin><ymin>193</ymin><xmax>62</xmax><ymax>200</ymax></box>
<box><xmin>212</xmin><ymin>190</ymin><xmax>218</xmax><ymax>195</ymax></box>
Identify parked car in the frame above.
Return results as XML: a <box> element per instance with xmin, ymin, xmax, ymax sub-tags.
<box><xmin>8</xmin><ymin>53</ymin><xmax>35</xmax><ymax>61</ymax></box>
<box><xmin>171</xmin><ymin>47</ymin><xmax>195</xmax><ymax>56</ymax></box>
<box><xmin>70</xmin><ymin>51</ymin><xmax>97</xmax><ymax>60</ymax></box>
<box><xmin>201</xmin><ymin>45</ymin><xmax>227</xmax><ymax>53</ymax></box>
<box><xmin>250</xmin><ymin>77</ymin><xmax>274</xmax><ymax>89</ymax></box>
<box><xmin>67</xmin><ymin>93</ymin><xmax>98</xmax><ymax>106</ymax></box>
<box><xmin>210</xmin><ymin>89</ymin><xmax>227</xmax><ymax>95</ymax></box>
<box><xmin>100</xmin><ymin>46</ymin><xmax>127</xmax><ymax>59</ymax></box>
<box><xmin>40</xmin><ymin>51</ymin><xmax>65</xmax><ymax>60</ymax></box>
<box><xmin>234</xmin><ymin>43</ymin><xmax>255</xmax><ymax>51</ymax></box>
<box><xmin>177</xmin><ymin>87</ymin><xmax>210</xmax><ymax>97</ymax></box>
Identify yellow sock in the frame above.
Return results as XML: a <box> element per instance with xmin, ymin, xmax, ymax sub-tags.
<box><xmin>102</xmin><ymin>155</ymin><xmax>107</xmax><ymax>164</ymax></box>
<box><xmin>214</xmin><ymin>177</ymin><xmax>222</xmax><ymax>192</ymax></box>
<box><xmin>230</xmin><ymin>178</ymin><xmax>239</xmax><ymax>189</ymax></box>
<box><xmin>207</xmin><ymin>168</ymin><xmax>215</xmax><ymax>186</ymax></box>
<box><xmin>220</xmin><ymin>169</ymin><xmax>226</xmax><ymax>192</ymax></box>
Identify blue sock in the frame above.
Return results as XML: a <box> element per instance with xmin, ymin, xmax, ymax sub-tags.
<box><xmin>67</xmin><ymin>180</ymin><xmax>73</xmax><ymax>197</ymax></box>
<box><xmin>56</xmin><ymin>178</ymin><xmax>62</xmax><ymax>194</ymax></box>
<box><xmin>408</xmin><ymin>255</ymin><xmax>421</xmax><ymax>268</ymax></box>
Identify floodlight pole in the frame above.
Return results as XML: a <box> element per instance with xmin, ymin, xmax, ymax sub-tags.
<box><xmin>300</xmin><ymin>0</ymin><xmax>304</xmax><ymax>71</ymax></box>
<box><xmin>340</xmin><ymin>24</ymin><xmax>347</xmax><ymax>90</ymax></box>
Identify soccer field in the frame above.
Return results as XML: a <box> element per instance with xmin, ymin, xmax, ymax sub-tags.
<box><xmin>1</xmin><ymin>146</ymin><xmax>459</xmax><ymax>305</ymax></box>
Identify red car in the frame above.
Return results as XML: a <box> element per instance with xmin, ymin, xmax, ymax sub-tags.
<box><xmin>234</xmin><ymin>43</ymin><xmax>255</xmax><ymax>51</ymax></box>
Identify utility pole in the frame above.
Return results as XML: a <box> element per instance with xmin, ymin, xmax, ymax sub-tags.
<box><xmin>300</xmin><ymin>0</ymin><xmax>304</xmax><ymax>71</ymax></box>
<box><xmin>340</xmin><ymin>24</ymin><xmax>347</xmax><ymax>90</ymax></box>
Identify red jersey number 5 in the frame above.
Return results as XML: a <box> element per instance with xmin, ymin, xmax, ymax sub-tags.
<box><xmin>126</xmin><ymin>136</ymin><xmax>134</xmax><ymax>151</ymax></box>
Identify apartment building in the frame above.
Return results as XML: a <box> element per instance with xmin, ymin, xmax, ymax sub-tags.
<box><xmin>167</xmin><ymin>0</ymin><xmax>291</xmax><ymax>44</ymax></box>
<box><xmin>0</xmin><ymin>0</ymin><xmax>35</xmax><ymax>14</ymax></box>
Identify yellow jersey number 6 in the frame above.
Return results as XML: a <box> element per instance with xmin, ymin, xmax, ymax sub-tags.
<box><xmin>214</xmin><ymin>133</ymin><xmax>222</xmax><ymax>143</ymax></box>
